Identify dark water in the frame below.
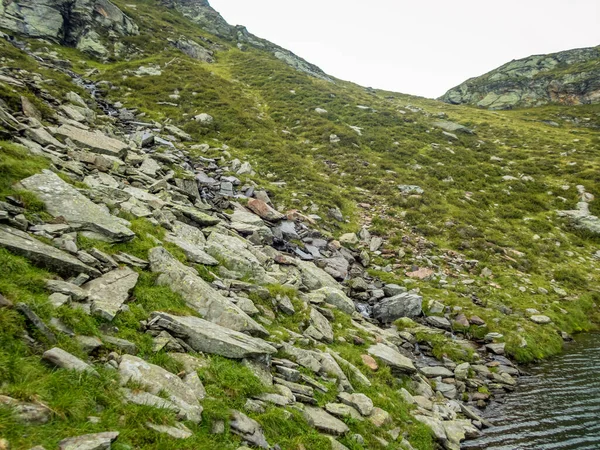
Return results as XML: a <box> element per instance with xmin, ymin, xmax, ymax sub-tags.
<box><xmin>464</xmin><ymin>333</ymin><xmax>600</xmax><ymax>450</ymax></box>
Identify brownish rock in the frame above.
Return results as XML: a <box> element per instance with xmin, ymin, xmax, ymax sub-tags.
<box><xmin>361</xmin><ymin>354</ymin><xmax>378</xmax><ymax>371</ymax></box>
<box><xmin>247</xmin><ymin>198</ymin><xmax>284</xmax><ymax>222</ymax></box>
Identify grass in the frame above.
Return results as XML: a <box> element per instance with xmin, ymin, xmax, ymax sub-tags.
<box><xmin>0</xmin><ymin>1</ymin><xmax>598</xmax><ymax>448</ymax></box>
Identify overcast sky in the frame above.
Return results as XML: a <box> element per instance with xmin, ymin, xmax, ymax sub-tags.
<box><xmin>209</xmin><ymin>0</ymin><xmax>600</xmax><ymax>99</ymax></box>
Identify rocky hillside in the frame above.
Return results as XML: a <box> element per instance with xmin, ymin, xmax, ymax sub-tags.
<box><xmin>0</xmin><ymin>1</ymin><xmax>599</xmax><ymax>450</ymax></box>
<box><xmin>441</xmin><ymin>46</ymin><xmax>600</xmax><ymax>109</ymax></box>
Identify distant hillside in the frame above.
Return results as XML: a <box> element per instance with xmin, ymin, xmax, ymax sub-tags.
<box><xmin>441</xmin><ymin>46</ymin><xmax>600</xmax><ymax>109</ymax></box>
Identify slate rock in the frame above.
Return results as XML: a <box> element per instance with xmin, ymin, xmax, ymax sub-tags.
<box><xmin>42</xmin><ymin>347</ymin><xmax>98</xmax><ymax>375</ymax></box>
<box><xmin>19</xmin><ymin>171</ymin><xmax>134</xmax><ymax>242</ymax></box>
<box><xmin>367</xmin><ymin>343</ymin><xmax>416</xmax><ymax>374</ymax></box>
<box><xmin>147</xmin><ymin>312</ymin><xmax>277</xmax><ymax>359</ymax></box>
<box><xmin>58</xmin><ymin>431</ymin><xmax>119</xmax><ymax>450</ymax></box>
<box><xmin>148</xmin><ymin>247</ymin><xmax>266</xmax><ymax>335</ymax></box>
<box><xmin>83</xmin><ymin>267</ymin><xmax>139</xmax><ymax>321</ymax></box>
<box><xmin>0</xmin><ymin>225</ymin><xmax>100</xmax><ymax>277</ymax></box>
<box><xmin>303</xmin><ymin>406</ymin><xmax>349</xmax><ymax>435</ymax></box>
<box><xmin>118</xmin><ymin>355</ymin><xmax>202</xmax><ymax>422</ymax></box>
<box><xmin>373</xmin><ymin>292</ymin><xmax>423</xmax><ymax>322</ymax></box>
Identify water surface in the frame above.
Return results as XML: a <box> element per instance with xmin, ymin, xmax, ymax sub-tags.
<box><xmin>464</xmin><ymin>333</ymin><xmax>600</xmax><ymax>449</ymax></box>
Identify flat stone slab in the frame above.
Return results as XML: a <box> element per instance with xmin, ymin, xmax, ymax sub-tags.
<box><xmin>58</xmin><ymin>431</ymin><xmax>119</xmax><ymax>450</ymax></box>
<box><xmin>19</xmin><ymin>171</ymin><xmax>134</xmax><ymax>242</ymax></box>
<box><xmin>147</xmin><ymin>312</ymin><xmax>277</xmax><ymax>359</ymax></box>
<box><xmin>56</xmin><ymin>124</ymin><xmax>128</xmax><ymax>158</ymax></box>
<box><xmin>118</xmin><ymin>355</ymin><xmax>202</xmax><ymax>423</ymax></box>
<box><xmin>83</xmin><ymin>267</ymin><xmax>139</xmax><ymax>321</ymax></box>
<box><xmin>0</xmin><ymin>225</ymin><xmax>100</xmax><ymax>278</ymax></box>
<box><xmin>42</xmin><ymin>347</ymin><xmax>98</xmax><ymax>376</ymax></box>
<box><xmin>420</xmin><ymin>366</ymin><xmax>454</xmax><ymax>378</ymax></box>
<box><xmin>367</xmin><ymin>343</ymin><xmax>416</xmax><ymax>374</ymax></box>
<box><xmin>149</xmin><ymin>247</ymin><xmax>266</xmax><ymax>335</ymax></box>
<box><xmin>303</xmin><ymin>406</ymin><xmax>349</xmax><ymax>436</ymax></box>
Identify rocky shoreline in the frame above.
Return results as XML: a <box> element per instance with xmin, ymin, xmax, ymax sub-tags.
<box><xmin>0</xmin><ymin>33</ymin><xmax>544</xmax><ymax>450</ymax></box>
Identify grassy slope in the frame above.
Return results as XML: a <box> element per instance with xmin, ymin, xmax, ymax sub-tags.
<box><xmin>0</xmin><ymin>0</ymin><xmax>599</xmax><ymax>448</ymax></box>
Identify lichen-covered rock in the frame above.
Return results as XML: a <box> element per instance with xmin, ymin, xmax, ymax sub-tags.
<box><xmin>441</xmin><ymin>46</ymin><xmax>600</xmax><ymax>109</ymax></box>
<box><xmin>19</xmin><ymin>171</ymin><xmax>134</xmax><ymax>242</ymax></box>
<box><xmin>148</xmin><ymin>247</ymin><xmax>267</xmax><ymax>335</ymax></box>
<box><xmin>82</xmin><ymin>267</ymin><xmax>139</xmax><ymax>321</ymax></box>
<box><xmin>147</xmin><ymin>312</ymin><xmax>277</xmax><ymax>359</ymax></box>
<box><xmin>0</xmin><ymin>0</ymin><xmax>138</xmax><ymax>57</ymax></box>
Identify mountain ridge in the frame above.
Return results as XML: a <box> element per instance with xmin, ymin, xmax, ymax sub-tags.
<box><xmin>441</xmin><ymin>45</ymin><xmax>600</xmax><ymax>109</ymax></box>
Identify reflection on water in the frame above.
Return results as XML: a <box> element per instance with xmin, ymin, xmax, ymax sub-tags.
<box><xmin>464</xmin><ymin>333</ymin><xmax>600</xmax><ymax>450</ymax></box>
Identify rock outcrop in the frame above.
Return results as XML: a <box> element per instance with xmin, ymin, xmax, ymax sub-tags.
<box><xmin>159</xmin><ymin>0</ymin><xmax>331</xmax><ymax>81</ymax></box>
<box><xmin>441</xmin><ymin>46</ymin><xmax>600</xmax><ymax>109</ymax></box>
<box><xmin>0</xmin><ymin>0</ymin><xmax>138</xmax><ymax>57</ymax></box>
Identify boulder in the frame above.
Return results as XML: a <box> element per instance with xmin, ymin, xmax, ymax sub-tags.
<box><xmin>0</xmin><ymin>395</ymin><xmax>52</xmax><ymax>424</ymax></box>
<box><xmin>247</xmin><ymin>198</ymin><xmax>284</xmax><ymax>221</ymax></box>
<box><xmin>58</xmin><ymin>431</ymin><xmax>119</xmax><ymax>450</ymax></box>
<box><xmin>230</xmin><ymin>410</ymin><xmax>270</xmax><ymax>449</ymax></box>
<box><xmin>147</xmin><ymin>312</ymin><xmax>277</xmax><ymax>359</ymax></box>
<box><xmin>296</xmin><ymin>260</ymin><xmax>339</xmax><ymax>290</ymax></box>
<box><xmin>83</xmin><ymin>267</ymin><xmax>138</xmax><ymax>321</ymax></box>
<box><xmin>303</xmin><ymin>406</ymin><xmax>349</xmax><ymax>435</ymax></box>
<box><xmin>19</xmin><ymin>171</ymin><xmax>134</xmax><ymax>242</ymax></box>
<box><xmin>118</xmin><ymin>355</ymin><xmax>202</xmax><ymax>422</ymax></box>
<box><xmin>55</xmin><ymin>125</ymin><xmax>128</xmax><ymax>158</ymax></box>
<box><xmin>148</xmin><ymin>247</ymin><xmax>266</xmax><ymax>335</ymax></box>
<box><xmin>372</xmin><ymin>292</ymin><xmax>423</xmax><ymax>323</ymax></box>
<box><xmin>337</xmin><ymin>392</ymin><xmax>373</xmax><ymax>416</ymax></box>
<box><xmin>42</xmin><ymin>348</ymin><xmax>98</xmax><ymax>376</ymax></box>
<box><xmin>304</xmin><ymin>307</ymin><xmax>334</xmax><ymax>343</ymax></box>
<box><xmin>0</xmin><ymin>225</ymin><xmax>100</xmax><ymax>277</ymax></box>
<box><xmin>367</xmin><ymin>343</ymin><xmax>416</xmax><ymax>374</ymax></box>
<box><xmin>315</xmin><ymin>286</ymin><xmax>355</xmax><ymax>314</ymax></box>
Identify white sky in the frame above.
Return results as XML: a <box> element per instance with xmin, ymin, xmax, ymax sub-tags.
<box><xmin>209</xmin><ymin>0</ymin><xmax>600</xmax><ymax>98</ymax></box>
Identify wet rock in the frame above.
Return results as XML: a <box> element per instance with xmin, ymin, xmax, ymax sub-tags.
<box><xmin>147</xmin><ymin>312</ymin><xmax>276</xmax><ymax>359</ymax></box>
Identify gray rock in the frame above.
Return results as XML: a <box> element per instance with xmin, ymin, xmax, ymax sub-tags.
<box><xmin>337</xmin><ymin>392</ymin><xmax>373</xmax><ymax>416</ymax></box>
<box><xmin>230</xmin><ymin>410</ymin><xmax>270</xmax><ymax>449</ymax></box>
<box><xmin>0</xmin><ymin>395</ymin><xmax>52</xmax><ymax>424</ymax></box>
<box><xmin>0</xmin><ymin>225</ymin><xmax>100</xmax><ymax>277</ymax></box>
<box><xmin>296</xmin><ymin>260</ymin><xmax>339</xmax><ymax>290</ymax></box>
<box><xmin>367</xmin><ymin>343</ymin><xmax>416</xmax><ymax>374</ymax></box>
<box><xmin>383</xmin><ymin>284</ymin><xmax>407</xmax><ymax>297</ymax></box>
<box><xmin>121</xmin><ymin>388</ymin><xmax>179</xmax><ymax>412</ymax></box>
<box><xmin>315</xmin><ymin>286</ymin><xmax>355</xmax><ymax>314</ymax></box>
<box><xmin>42</xmin><ymin>348</ymin><xmax>98</xmax><ymax>376</ymax></box>
<box><xmin>420</xmin><ymin>366</ymin><xmax>454</xmax><ymax>378</ymax></box>
<box><xmin>146</xmin><ymin>422</ymin><xmax>192</xmax><ymax>439</ymax></box>
<box><xmin>303</xmin><ymin>406</ymin><xmax>349</xmax><ymax>435</ymax></box>
<box><xmin>164</xmin><ymin>233</ymin><xmax>218</xmax><ymax>265</ymax></box>
<box><xmin>425</xmin><ymin>316</ymin><xmax>452</xmax><ymax>330</ymax></box>
<box><xmin>118</xmin><ymin>355</ymin><xmax>202</xmax><ymax>423</ymax></box>
<box><xmin>304</xmin><ymin>307</ymin><xmax>334</xmax><ymax>343</ymax></box>
<box><xmin>530</xmin><ymin>314</ymin><xmax>552</xmax><ymax>324</ymax></box>
<box><xmin>102</xmin><ymin>335</ymin><xmax>137</xmax><ymax>354</ymax></box>
<box><xmin>16</xmin><ymin>303</ymin><xmax>57</xmax><ymax>344</ymax></box>
<box><xmin>325</xmin><ymin>403</ymin><xmax>363</xmax><ymax>420</ymax></box>
<box><xmin>56</xmin><ymin>125</ymin><xmax>128</xmax><ymax>158</ymax></box>
<box><xmin>83</xmin><ymin>267</ymin><xmax>138</xmax><ymax>321</ymax></box>
<box><xmin>373</xmin><ymin>292</ymin><xmax>423</xmax><ymax>322</ymax></box>
<box><xmin>19</xmin><ymin>171</ymin><xmax>134</xmax><ymax>242</ymax></box>
<box><xmin>147</xmin><ymin>312</ymin><xmax>277</xmax><ymax>359</ymax></box>
<box><xmin>148</xmin><ymin>247</ymin><xmax>266</xmax><ymax>335</ymax></box>
<box><xmin>58</xmin><ymin>431</ymin><xmax>119</xmax><ymax>450</ymax></box>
